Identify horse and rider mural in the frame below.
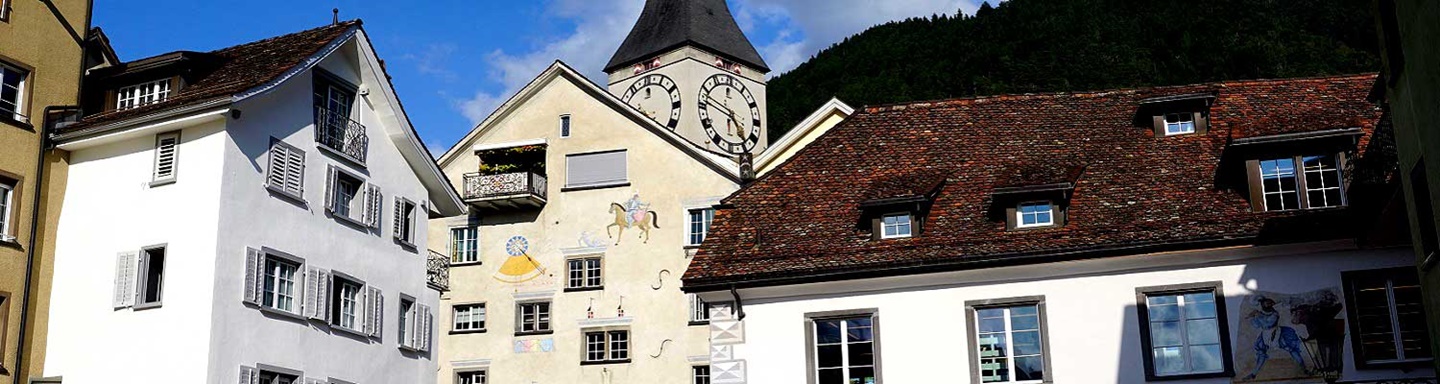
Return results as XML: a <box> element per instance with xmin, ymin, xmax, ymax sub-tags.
<box><xmin>608</xmin><ymin>194</ymin><xmax>660</xmax><ymax>245</ymax></box>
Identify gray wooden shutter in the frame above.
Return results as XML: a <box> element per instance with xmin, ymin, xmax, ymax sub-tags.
<box><xmin>323</xmin><ymin>166</ymin><xmax>337</xmax><ymax>212</ymax></box>
<box><xmin>361</xmin><ymin>285</ymin><xmax>375</xmax><ymax>335</ymax></box>
<box><xmin>420</xmin><ymin>304</ymin><xmax>433</xmax><ymax>352</ymax></box>
<box><xmin>284</xmin><ymin>145</ymin><xmax>306</xmax><ymax>196</ymax></box>
<box><xmin>113</xmin><ymin>251</ymin><xmax>138</xmax><ymax>309</ymax></box>
<box><xmin>266</xmin><ymin>142</ymin><xmax>287</xmax><ymax>189</ymax></box>
<box><xmin>238</xmin><ymin>365</ymin><xmax>258</xmax><ymax>384</ymax></box>
<box><xmin>152</xmin><ymin>132</ymin><xmax>180</xmax><ymax>182</ymax></box>
<box><xmin>364</xmin><ymin>185</ymin><xmax>382</xmax><ymax>228</ymax></box>
<box><xmin>303</xmin><ymin>266</ymin><xmax>320</xmax><ymax>318</ymax></box>
<box><xmin>368</xmin><ymin>286</ymin><xmax>383</xmax><ymax>337</ymax></box>
<box><xmin>1151</xmin><ymin>115</ymin><xmax>1165</xmax><ymax>137</ymax></box>
<box><xmin>243</xmin><ymin>247</ymin><xmax>263</xmax><ymax>305</ymax></box>
<box><xmin>316</xmin><ymin>269</ymin><xmax>331</xmax><ymax>322</ymax></box>
<box><xmin>565</xmin><ymin>150</ymin><xmax>628</xmax><ymax>188</ymax></box>
<box><xmin>392</xmin><ymin>199</ymin><xmax>406</xmax><ymax>240</ymax></box>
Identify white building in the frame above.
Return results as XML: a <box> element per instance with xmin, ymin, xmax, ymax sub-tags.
<box><xmin>42</xmin><ymin>21</ymin><xmax>464</xmax><ymax>384</ymax></box>
<box><xmin>683</xmin><ymin>74</ymin><xmax>1439</xmax><ymax>384</ymax></box>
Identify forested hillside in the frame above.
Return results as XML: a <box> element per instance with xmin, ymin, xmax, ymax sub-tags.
<box><xmin>766</xmin><ymin>0</ymin><xmax>1381</xmax><ymax>141</ymax></box>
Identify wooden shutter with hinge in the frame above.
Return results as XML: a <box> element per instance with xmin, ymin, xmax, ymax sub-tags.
<box><xmin>361</xmin><ymin>285</ymin><xmax>375</xmax><ymax>335</ymax></box>
<box><xmin>393</xmin><ymin>199</ymin><xmax>406</xmax><ymax>241</ymax></box>
<box><xmin>316</xmin><ymin>269</ymin><xmax>331</xmax><ymax>322</ymax></box>
<box><xmin>1245</xmin><ymin>159</ymin><xmax>1265</xmax><ymax>212</ymax></box>
<box><xmin>364</xmin><ymin>185</ymin><xmax>382</xmax><ymax>228</ymax></box>
<box><xmin>243</xmin><ymin>247</ymin><xmax>263</xmax><ymax>305</ymax></box>
<box><xmin>113</xmin><ymin>251</ymin><xmax>138</xmax><ymax>309</ymax></box>
<box><xmin>303</xmin><ymin>266</ymin><xmax>320</xmax><ymax>318</ymax></box>
<box><xmin>152</xmin><ymin>132</ymin><xmax>180</xmax><ymax>183</ymax></box>
<box><xmin>324</xmin><ymin>166</ymin><xmax>337</xmax><ymax>213</ymax></box>
<box><xmin>366</xmin><ymin>286</ymin><xmax>383</xmax><ymax>337</ymax></box>
<box><xmin>238</xmin><ymin>366</ymin><xmax>258</xmax><ymax>384</ymax></box>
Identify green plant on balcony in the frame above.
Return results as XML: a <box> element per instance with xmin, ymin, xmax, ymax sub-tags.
<box><xmin>477</xmin><ymin>145</ymin><xmax>546</xmax><ymax>176</ymax></box>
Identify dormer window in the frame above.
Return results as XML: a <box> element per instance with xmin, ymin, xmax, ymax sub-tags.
<box><xmin>1249</xmin><ymin>154</ymin><xmax>1346</xmax><ymax>211</ymax></box>
<box><xmin>1016</xmin><ymin>201</ymin><xmax>1055</xmax><ymax>228</ymax></box>
<box><xmin>1163</xmin><ymin>113</ymin><xmax>1196</xmax><ymax>136</ymax></box>
<box><xmin>880</xmin><ymin>213</ymin><xmax>913</xmax><ymax>239</ymax></box>
<box><xmin>116</xmin><ymin>78</ymin><xmax>171</xmax><ymax>110</ymax></box>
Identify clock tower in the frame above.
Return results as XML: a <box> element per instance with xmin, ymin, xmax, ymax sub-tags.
<box><xmin>606</xmin><ymin>0</ymin><xmax>770</xmax><ymax>155</ymax></box>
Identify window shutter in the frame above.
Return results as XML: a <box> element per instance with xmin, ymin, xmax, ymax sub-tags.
<box><xmin>393</xmin><ymin>199</ymin><xmax>406</xmax><ymax>240</ymax></box>
<box><xmin>1245</xmin><ymin>159</ymin><xmax>1265</xmax><ymax>212</ymax></box>
<box><xmin>266</xmin><ymin>143</ymin><xmax>287</xmax><ymax>189</ymax></box>
<box><xmin>113</xmin><ymin>251</ymin><xmax>138</xmax><ymax>309</ymax></box>
<box><xmin>361</xmin><ymin>285</ymin><xmax>375</xmax><ymax>335</ymax></box>
<box><xmin>238</xmin><ymin>366</ymin><xmax>258</xmax><ymax>384</ymax></box>
<box><xmin>364</xmin><ymin>185</ymin><xmax>382</xmax><ymax>228</ymax></box>
<box><xmin>565</xmin><ymin>151</ymin><xmax>628</xmax><ymax>188</ymax></box>
<box><xmin>1193</xmin><ymin>111</ymin><xmax>1209</xmax><ymax>135</ymax></box>
<box><xmin>153</xmin><ymin>132</ymin><xmax>180</xmax><ymax>182</ymax></box>
<box><xmin>1151</xmin><ymin>115</ymin><xmax>1166</xmax><ymax>137</ymax></box>
<box><xmin>303</xmin><ymin>266</ymin><xmax>320</xmax><ymax>319</ymax></box>
<box><xmin>316</xmin><ymin>269</ymin><xmax>331</xmax><ymax>322</ymax></box>
<box><xmin>324</xmin><ymin>166</ymin><xmax>337</xmax><ymax>212</ymax></box>
<box><xmin>243</xmin><ymin>247</ymin><xmax>263</xmax><ymax>305</ymax></box>
<box><xmin>284</xmin><ymin>146</ymin><xmax>305</xmax><ymax>196</ymax></box>
<box><xmin>422</xmin><ymin>304</ymin><xmax>434</xmax><ymax>352</ymax></box>
<box><xmin>367</xmin><ymin>286</ymin><xmax>383</xmax><ymax>337</ymax></box>
<box><xmin>304</xmin><ymin>378</ymin><xmax>324</xmax><ymax>384</ymax></box>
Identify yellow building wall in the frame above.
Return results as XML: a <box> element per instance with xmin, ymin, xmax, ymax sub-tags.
<box><xmin>0</xmin><ymin>0</ymin><xmax>87</xmax><ymax>381</ymax></box>
<box><xmin>757</xmin><ymin>111</ymin><xmax>848</xmax><ymax>175</ymax></box>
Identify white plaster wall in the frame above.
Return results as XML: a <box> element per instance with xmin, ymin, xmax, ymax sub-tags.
<box><xmin>206</xmin><ymin>41</ymin><xmax>438</xmax><ymax>384</ymax></box>
<box><xmin>44</xmin><ymin>119</ymin><xmax>228</xmax><ymax>383</ymax></box>
<box><xmin>724</xmin><ymin>246</ymin><xmax>1435</xmax><ymax>384</ymax></box>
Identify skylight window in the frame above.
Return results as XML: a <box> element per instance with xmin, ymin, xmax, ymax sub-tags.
<box><xmin>1016</xmin><ymin>202</ymin><xmax>1055</xmax><ymax>228</ymax></box>
<box><xmin>880</xmin><ymin>213</ymin><xmax>913</xmax><ymax>239</ymax></box>
<box><xmin>1164</xmin><ymin>113</ymin><xmax>1196</xmax><ymax>135</ymax></box>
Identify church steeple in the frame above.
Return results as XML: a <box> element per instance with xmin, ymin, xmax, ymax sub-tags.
<box><xmin>605</xmin><ymin>0</ymin><xmax>769</xmax><ymax>74</ymax></box>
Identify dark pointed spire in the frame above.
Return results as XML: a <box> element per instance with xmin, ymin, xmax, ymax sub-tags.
<box><xmin>606</xmin><ymin>0</ymin><xmax>769</xmax><ymax>74</ymax></box>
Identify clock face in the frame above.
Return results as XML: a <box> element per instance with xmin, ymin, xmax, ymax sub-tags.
<box><xmin>697</xmin><ymin>74</ymin><xmax>761</xmax><ymax>154</ymax></box>
<box><xmin>620</xmin><ymin>73</ymin><xmax>682</xmax><ymax>130</ymax></box>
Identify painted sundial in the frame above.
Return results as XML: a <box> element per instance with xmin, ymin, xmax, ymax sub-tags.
<box><xmin>495</xmin><ymin>235</ymin><xmax>544</xmax><ymax>283</ymax></box>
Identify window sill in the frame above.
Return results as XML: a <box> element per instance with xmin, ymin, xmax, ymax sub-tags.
<box><xmin>266</xmin><ymin>184</ymin><xmax>306</xmax><ymax>204</ymax></box>
<box><xmin>688</xmin><ymin>320</ymin><xmax>710</xmax><ymax>327</ymax></box>
<box><xmin>450</xmin><ymin>328</ymin><xmax>487</xmax><ymax>335</ymax></box>
<box><xmin>257</xmin><ymin>305</ymin><xmax>306</xmax><ymax>321</ymax></box>
<box><xmin>331</xmin><ymin>323</ymin><xmax>369</xmax><ymax>338</ymax></box>
<box><xmin>148</xmin><ymin>178</ymin><xmax>176</xmax><ymax>188</ymax></box>
<box><xmin>0</xmin><ymin>236</ymin><xmax>20</xmax><ymax>250</ymax></box>
<box><xmin>514</xmin><ymin>330</ymin><xmax>554</xmax><ymax>337</ymax></box>
<box><xmin>561</xmin><ymin>182</ymin><xmax>631</xmax><ymax>193</ymax></box>
<box><xmin>581</xmin><ymin>359</ymin><xmax>631</xmax><ymax>366</ymax></box>
<box><xmin>564</xmin><ymin>286</ymin><xmax>604</xmax><ymax>293</ymax></box>
<box><xmin>1144</xmin><ymin>370</ymin><xmax>1233</xmax><ymax>381</ymax></box>
<box><xmin>134</xmin><ymin>301</ymin><xmax>163</xmax><ymax>311</ymax></box>
<box><xmin>1354</xmin><ymin>358</ymin><xmax>1434</xmax><ymax>370</ymax></box>
<box><xmin>0</xmin><ymin>114</ymin><xmax>34</xmax><ymax>131</ymax></box>
<box><xmin>328</xmin><ymin>208</ymin><xmax>371</xmax><ymax>229</ymax></box>
<box><xmin>451</xmin><ymin>261</ymin><xmax>483</xmax><ymax>267</ymax></box>
<box><xmin>316</xmin><ymin>143</ymin><xmax>367</xmax><ymax>169</ymax></box>
<box><xmin>683</xmin><ymin>244</ymin><xmax>702</xmax><ymax>250</ymax></box>
<box><xmin>395</xmin><ymin>238</ymin><xmax>417</xmax><ymax>249</ymax></box>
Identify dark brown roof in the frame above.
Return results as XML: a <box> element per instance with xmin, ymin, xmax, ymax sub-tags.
<box><xmin>683</xmin><ymin>73</ymin><xmax>1398</xmax><ymax>290</ymax></box>
<box><xmin>605</xmin><ymin>0</ymin><xmax>768</xmax><ymax>73</ymax></box>
<box><xmin>64</xmin><ymin>21</ymin><xmax>360</xmax><ymax>133</ymax></box>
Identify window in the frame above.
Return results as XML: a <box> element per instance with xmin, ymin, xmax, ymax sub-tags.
<box><xmin>966</xmin><ymin>298</ymin><xmax>1050</xmax><ymax>383</ymax></box>
<box><xmin>457</xmin><ymin>370</ymin><xmax>487</xmax><ymax>384</ymax></box>
<box><xmin>0</xmin><ymin>177</ymin><xmax>13</xmax><ymax>242</ymax></box>
<box><xmin>454</xmin><ymin>303</ymin><xmax>486</xmax><ymax>332</ymax></box>
<box><xmin>561</xmin><ymin>115</ymin><xmax>572</xmax><ymax>137</ymax></box>
<box><xmin>394</xmin><ymin>198</ymin><xmax>417</xmax><ymax>245</ymax></box>
<box><xmin>262</xmin><ymin>257</ymin><xmax>299</xmax><ymax>313</ymax></box>
<box><xmin>0</xmin><ymin>61</ymin><xmax>26</xmax><ymax>121</ymax></box>
<box><xmin>1343</xmin><ymin>268</ymin><xmax>1433</xmax><ymax>367</ymax></box>
<box><xmin>1015</xmin><ymin>202</ymin><xmax>1055</xmax><ymax>229</ymax></box>
<box><xmin>258</xmin><ymin>370</ymin><xmax>297</xmax><ymax>384</ymax></box>
<box><xmin>330</xmin><ymin>276</ymin><xmax>362</xmax><ymax>331</ymax></box>
<box><xmin>583</xmin><ymin>330</ymin><xmax>631</xmax><ymax>364</ymax></box>
<box><xmin>566</xmin><ymin>257</ymin><xmax>603</xmax><ymax>290</ymax></box>
<box><xmin>687</xmin><ymin>208</ymin><xmax>715</xmax><ymax>246</ymax></box>
<box><xmin>0</xmin><ymin>293</ymin><xmax>8</xmax><ymax>367</ymax></box>
<box><xmin>135</xmin><ymin>245</ymin><xmax>166</xmax><ymax>308</ymax></box>
<box><xmin>313</xmin><ymin>71</ymin><xmax>355</xmax><ymax>119</ymax></box>
<box><xmin>451</xmin><ymin>226</ymin><xmax>479</xmax><ymax>264</ymax></box>
<box><xmin>565</xmin><ymin>150</ymin><xmax>628</xmax><ymax>189</ymax></box>
<box><xmin>265</xmin><ymin>139</ymin><xmax>306</xmax><ymax>200</ymax></box>
<box><xmin>396</xmin><ymin>296</ymin><xmax>432</xmax><ymax>351</ymax></box>
<box><xmin>312</xmin><ymin>70</ymin><xmax>365</xmax><ymax>163</ymax></box>
<box><xmin>693</xmin><ymin>365</ymin><xmax>711</xmax><ymax>384</ymax></box>
<box><xmin>1163</xmin><ymin>113</ymin><xmax>1195</xmax><ymax>135</ymax></box>
<box><xmin>0</xmin><ymin>0</ymin><xmax>9</xmax><ymax>21</ymax></box>
<box><xmin>325</xmin><ymin>166</ymin><xmax>381</xmax><ymax>228</ymax></box>
<box><xmin>689</xmin><ymin>293</ymin><xmax>710</xmax><ymax>324</ymax></box>
<box><xmin>116</xmin><ymin>78</ymin><xmax>172</xmax><ymax>110</ymax></box>
<box><xmin>1252</xmin><ymin>155</ymin><xmax>1346</xmax><ymax>211</ymax></box>
<box><xmin>151</xmin><ymin>132</ymin><xmax>180</xmax><ymax>185</ymax></box>
<box><xmin>880</xmin><ymin>213</ymin><xmax>912</xmax><ymax>239</ymax></box>
<box><xmin>516</xmin><ymin>301</ymin><xmax>552</xmax><ymax>334</ymax></box>
<box><xmin>807</xmin><ymin>310</ymin><xmax>879</xmax><ymax>384</ymax></box>
<box><xmin>1136</xmin><ymin>283</ymin><xmax>1232</xmax><ymax>379</ymax></box>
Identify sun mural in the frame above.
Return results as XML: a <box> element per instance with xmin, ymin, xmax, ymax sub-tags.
<box><xmin>494</xmin><ymin>236</ymin><xmax>545</xmax><ymax>283</ymax></box>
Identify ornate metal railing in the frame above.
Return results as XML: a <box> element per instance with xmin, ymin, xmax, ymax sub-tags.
<box><xmin>314</xmin><ymin>106</ymin><xmax>369</xmax><ymax>163</ymax></box>
<box><xmin>462</xmin><ymin>171</ymin><xmax>547</xmax><ymax>201</ymax></box>
<box><xmin>427</xmin><ymin>250</ymin><xmax>450</xmax><ymax>292</ymax></box>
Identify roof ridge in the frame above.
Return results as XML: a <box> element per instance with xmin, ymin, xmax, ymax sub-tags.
<box><xmin>211</xmin><ymin>19</ymin><xmax>360</xmax><ymax>55</ymax></box>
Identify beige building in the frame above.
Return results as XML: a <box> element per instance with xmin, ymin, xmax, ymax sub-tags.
<box><xmin>427</xmin><ymin>1</ymin><xmax>854</xmax><ymax>382</ymax></box>
<box><xmin>0</xmin><ymin>0</ymin><xmax>96</xmax><ymax>382</ymax></box>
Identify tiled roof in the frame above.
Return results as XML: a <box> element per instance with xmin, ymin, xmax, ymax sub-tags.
<box><xmin>63</xmin><ymin>21</ymin><xmax>360</xmax><ymax>133</ymax></box>
<box><xmin>683</xmin><ymin>73</ymin><xmax>1397</xmax><ymax>289</ymax></box>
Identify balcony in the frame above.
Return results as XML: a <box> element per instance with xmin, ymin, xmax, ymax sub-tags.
<box><xmin>463</xmin><ymin>171</ymin><xmax>547</xmax><ymax>210</ymax></box>
<box><xmin>427</xmin><ymin>250</ymin><xmax>450</xmax><ymax>292</ymax></box>
<box><xmin>314</xmin><ymin>106</ymin><xmax>369</xmax><ymax>163</ymax></box>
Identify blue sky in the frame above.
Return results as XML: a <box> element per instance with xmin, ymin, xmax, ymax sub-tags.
<box><xmin>94</xmin><ymin>0</ymin><xmax>981</xmax><ymax>154</ymax></box>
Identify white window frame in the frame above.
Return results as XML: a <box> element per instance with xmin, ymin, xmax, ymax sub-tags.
<box><xmin>0</xmin><ymin>0</ymin><xmax>10</xmax><ymax>22</ymax></box>
<box><xmin>451</xmin><ymin>226</ymin><xmax>479</xmax><ymax>264</ymax></box>
<box><xmin>566</xmin><ymin>256</ymin><xmax>603</xmax><ymax>290</ymax></box>
<box><xmin>456</xmin><ymin>370</ymin><xmax>487</xmax><ymax>384</ymax></box>
<box><xmin>116</xmin><ymin>78</ymin><xmax>172</xmax><ymax>110</ymax></box>
<box><xmin>134</xmin><ymin>244</ymin><xmax>167</xmax><ymax>309</ymax></box>
<box><xmin>583</xmin><ymin>329</ymin><xmax>631</xmax><ymax>363</ymax></box>
<box><xmin>879</xmin><ymin>212</ymin><xmax>912</xmax><ymax>239</ymax></box>
<box><xmin>394</xmin><ymin>197</ymin><xmax>418</xmax><ymax>245</ymax></box>
<box><xmin>262</xmin><ymin>255</ymin><xmax>301</xmax><ymax>314</ymax></box>
<box><xmin>686</xmin><ymin>208</ymin><xmax>715</xmax><ymax>246</ymax></box>
<box><xmin>1302</xmin><ymin>155</ymin><xmax>1346</xmax><ymax>208</ymax></box>
<box><xmin>453</xmin><ymin>302</ymin><xmax>486</xmax><ymax>332</ymax></box>
<box><xmin>0</xmin><ymin>61</ymin><xmax>27</xmax><ymax>122</ymax></box>
<box><xmin>1015</xmin><ymin>201</ymin><xmax>1055</xmax><ymax>229</ymax></box>
<box><xmin>516</xmin><ymin>301</ymin><xmax>552</xmax><ymax>334</ymax></box>
<box><xmin>1163</xmin><ymin>113</ymin><xmax>1195</xmax><ymax>135</ymax></box>
<box><xmin>693</xmin><ymin>365</ymin><xmax>711</xmax><ymax>384</ymax></box>
<box><xmin>1258</xmin><ymin>158</ymin><xmax>1300</xmax><ymax>211</ymax></box>
<box><xmin>151</xmin><ymin>131</ymin><xmax>180</xmax><ymax>186</ymax></box>
<box><xmin>0</xmin><ymin>178</ymin><xmax>13</xmax><ymax>242</ymax></box>
<box><xmin>688</xmin><ymin>293</ymin><xmax>710</xmax><ymax>324</ymax></box>
<box><xmin>560</xmin><ymin>114</ymin><xmax>572</xmax><ymax>138</ymax></box>
<box><xmin>330</xmin><ymin>274</ymin><xmax>363</xmax><ymax>332</ymax></box>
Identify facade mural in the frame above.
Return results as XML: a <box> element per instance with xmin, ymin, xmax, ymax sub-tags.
<box><xmin>1235</xmin><ymin>288</ymin><xmax>1346</xmax><ymax>382</ymax></box>
<box><xmin>514</xmin><ymin>338</ymin><xmax>556</xmax><ymax>354</ymax></box>
<box><xmin>495</xmin><ymin>236</ymin><xmax>546</xmax><ymax>283</ymax></box>
<box><xmin>608</xmin><ymin>194</ymin><xmax>661</xmax><ymax>244</ymax></box>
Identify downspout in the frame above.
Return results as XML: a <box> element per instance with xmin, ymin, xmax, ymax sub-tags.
<box><xmin>730</xmin><ymin>285</ymin><xmax>745</xmax><ymax>321</ymax></box>
<box><xmin>13</xmin><ymin>1</ymin><xmax>93</xmax><ymax>382</ymax></box>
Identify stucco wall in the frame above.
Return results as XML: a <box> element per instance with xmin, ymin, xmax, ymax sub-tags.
<box><xmin>432</xmin><ymin>72</ymin><xmax>738</xmax><ymax>383</ymax></box>
<box><xmin>712</xmin><ymin>245</ymin><xmax>1432</xmax><ymax>383</ymax></box>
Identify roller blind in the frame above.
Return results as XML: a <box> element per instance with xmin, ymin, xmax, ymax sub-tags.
<box><xmin>566</xmin><ymin>150</ymin><xmax>627</xmax><ymax>188</ymax></box>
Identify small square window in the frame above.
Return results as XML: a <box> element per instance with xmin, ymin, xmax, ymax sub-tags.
<box><xmin>1016</xmin><ymin>202</ymin><xmax>1055</xmax><ymax>228</ymax></box>
<box><xmin>258</xmin><ymin>369</ymin><xmax>298</xmax><ymax>384</ymax></box>
<box><xmin>583</xmin><ymin>330</ymin><xmax>631</xmax><ymax>364</ymax></box>
<box><xmin>693</xmin><ymin>365</ymin><xmax>711</xmax><ymax>384</ymax></box>
<box><xmin>516</xmin><ymin>301</ymin><xmax>552</xmax><ymax>334</ymax></box>
<box><xmin>457</xmin><ymin>370</ymin><xmax>487</xmax><ymax>384</ymax></box>
<box><xmin>880</xmin><ymin>213</ymin><xmax>913</xmax><ymax>239</ymax></box>
<box><xmin>1164</xmin><ymin>113</ymin><xmax>1196</xmax><ymax>135</ymax></box>
<box><xmin>566</xmin><ymin>257</ymin><xmax>603</xmax><ymax>290</ymax></box>
<box><xmin>454</xmin><ymin>303</ymin><xmax>486</xmax><ymax>332</ymax></box>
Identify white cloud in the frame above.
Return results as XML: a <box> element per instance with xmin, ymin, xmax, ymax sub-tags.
<box><xmin>736</xmin><ymin>0</ymin><xmax>982</xmax><ymax>76</ymax></box>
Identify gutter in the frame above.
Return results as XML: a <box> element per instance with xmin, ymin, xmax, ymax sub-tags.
<box><xmin>51</xmin><ymin>98</ymin><xmax>231</xmax><ymax>144</ymax></box>
<box><xmin>681</xmin><ymin>236</ymin><xmax>1263</xmax><ymax>293</ymax></box>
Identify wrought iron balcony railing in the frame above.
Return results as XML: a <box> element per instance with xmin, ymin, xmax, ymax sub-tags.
<box><xmin>462</xmin><ymin>171</ymin><xmax>547</xmax><ymax>209</ymax></box>
<box><xmin>314</xmin><ymin>106</ymin><xmax>369</xmax><ymax>163</ymax></box>
<box><xmin>427</xmin><ymin>250</ymin><xmax>450</xmax><ymax>292</ymax></box>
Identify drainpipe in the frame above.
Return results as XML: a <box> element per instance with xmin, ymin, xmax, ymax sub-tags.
<box><xmin>729</xmin><ymin>285</ymin><xmax>745</xmax><ymax>321</ymax></box>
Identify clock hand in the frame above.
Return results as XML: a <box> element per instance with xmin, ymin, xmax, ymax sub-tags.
<box><xmin>704</xmin><ymin>94</ymin><xmax>742</xmax><ymax>123</ymax></box>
